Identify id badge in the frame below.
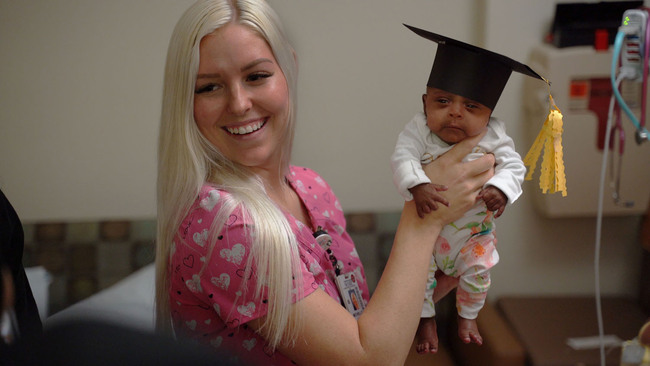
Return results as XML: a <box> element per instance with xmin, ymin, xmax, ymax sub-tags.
<box><xmin>334</xmin><ymin>272</ymin><xmax>365</xmax><ymax>319</ymax></box>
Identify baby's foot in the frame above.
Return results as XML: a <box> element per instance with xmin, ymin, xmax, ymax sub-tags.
<box><xmin>416</xmin><ymin>317</ymin><xmax>439</xmax><ymax>354</ymax></box>
<box><xmin>458</xmin><ymin>316</ymin><xmax>483</xmax><ymax>345</ymax></box>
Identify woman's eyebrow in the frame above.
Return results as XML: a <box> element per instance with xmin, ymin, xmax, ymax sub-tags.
<box><xmin>242</xmin><ymin>58</ymin><xmax>273</xmax><ymax>71</ymax></box>
<box><xmin>196</xmin><ymin>58</ymin><xmax>274</xmax><ymax>79</ymax></box>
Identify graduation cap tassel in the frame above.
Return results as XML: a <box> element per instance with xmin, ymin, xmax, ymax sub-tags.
<box><xmin>523</xmin><ymin>92</ymin><xmax>567</xmax><ymax>197</ymax></box>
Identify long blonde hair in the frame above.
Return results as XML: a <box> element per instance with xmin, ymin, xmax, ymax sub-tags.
<box><xmin>155</xmin><ymin>0</ymin><xmax>301</xmax><ymax>349</ymax></box>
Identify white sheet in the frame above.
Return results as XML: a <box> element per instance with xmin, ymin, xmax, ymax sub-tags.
<box><xmin>45</xmin><ymin>263</ymin><xmax>156</xmax><ymax>332</ymax></box>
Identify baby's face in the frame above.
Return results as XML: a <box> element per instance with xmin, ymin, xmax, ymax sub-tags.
<box><xmin>422</xmin><ymin>87</ymin><xmax>492</xmax><ymax>145</ymax></box>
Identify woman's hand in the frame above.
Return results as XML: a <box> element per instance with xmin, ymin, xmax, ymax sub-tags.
<box><xmin>420</xmin><ymin>130</ymin><xmax>495</xmax><ymax>226</ymax></box>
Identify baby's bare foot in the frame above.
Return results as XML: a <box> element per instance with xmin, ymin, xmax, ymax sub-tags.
<box><xmin>458</xmin><ymin>316</ymin><xmax>483</xmax><ymax>345</ymax></box>
<box><xmin>416</xmin><ymin>317</ymin><xmax>439</xmax><ymax>354</ymax></box>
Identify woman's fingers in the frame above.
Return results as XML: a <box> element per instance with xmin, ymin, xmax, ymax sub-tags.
<box><xmin>462</xmin><ymin>154</ymin><xmax>495</xmax><ymax>190</ymax></box>
<box><xmin>438</xmin><ymin>128</ymin><xmax>487</xmax><ymax>163</ymax></box>
<box><xmin>422</xmin><ymin>128</ymin><xmax>494</xmax><ymax>188</ymax></box>
<box><xmin>418</xmin><ymin>129</ymin><xmax>495</xmax><ymax>225</ymax></box>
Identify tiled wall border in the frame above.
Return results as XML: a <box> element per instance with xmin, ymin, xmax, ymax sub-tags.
<box><xmin>22</xmin><ymin>212</ymin><xmax>402</xmax><ymax>316</ymax></box>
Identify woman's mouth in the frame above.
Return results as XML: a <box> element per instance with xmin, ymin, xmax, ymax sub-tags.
<box><xmin>225</xmin><ymin>119</ymin><xmax>266</xmax><ymax>135</ymax></box>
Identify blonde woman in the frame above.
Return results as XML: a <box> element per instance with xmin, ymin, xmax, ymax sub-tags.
<box><xmin>155</xmin><ymin>0</ymin><xmax>494</xmax><ymax>364</ymax></box>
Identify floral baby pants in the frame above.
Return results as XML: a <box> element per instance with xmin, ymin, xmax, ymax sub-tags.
<box><xmin>421</xmin><ymin>211</ymin><xmax>499</xmax><ymax>320</ymax></box>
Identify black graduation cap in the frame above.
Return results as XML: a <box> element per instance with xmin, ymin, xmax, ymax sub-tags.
<box><xmin>405</xmin><ymin>24</ymin><xmax>545</xmax><ymax>110</ymax></box>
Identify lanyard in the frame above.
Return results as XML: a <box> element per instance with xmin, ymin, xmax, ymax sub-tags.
<box><xmin>312</xmin><ymin>226</ymin><xmax>365</xmax><ymax>318</ymax></box>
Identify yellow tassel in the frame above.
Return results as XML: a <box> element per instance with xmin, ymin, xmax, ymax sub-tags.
<box><xmin>523</xmin><ymin>94</ymin><xmax>567</xmax><ymax>197</ymax></box>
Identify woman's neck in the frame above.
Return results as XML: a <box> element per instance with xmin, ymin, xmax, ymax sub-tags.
<box><xmin>264</xmin><ymin>172</ymin><xmax>313</xmax><ymax>229</ymax></box>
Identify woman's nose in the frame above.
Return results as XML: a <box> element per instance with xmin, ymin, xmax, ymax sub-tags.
<box><xmin>228</xmin><ymin>84</ymin><xmax>252</xmax><ymax>115</ymax></box>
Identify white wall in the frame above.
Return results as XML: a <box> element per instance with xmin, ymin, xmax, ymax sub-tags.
<box><xmin>0</xmin><ymin>1</ymin><xmax>645</xmax><ymax>299</ymax></box>
<box><xmin>0</xmin><ymin>0</ymin><xmax>478</xmax><ymax>220</ymax></box>
<box><xmin>0</xmin><ymin>0</ymin><xmax>195</xmax><ymax>221</ymax></box>
<box><xmin>270</xmin><ymin>0</ymin><xmax>480</xmax><ymax>213</ymax></box>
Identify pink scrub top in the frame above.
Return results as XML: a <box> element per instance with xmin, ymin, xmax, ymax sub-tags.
<box><xmin>169</xmin><ymin>166</ymin><xmax>369</xmax><ymax>365</ymax></box>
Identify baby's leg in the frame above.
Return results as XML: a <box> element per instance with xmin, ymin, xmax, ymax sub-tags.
<box><xmin>455</xmin><ymin>234</ymin><xmax>498</xmax><ymax>346</ymax></box>
<box><xmin>416</xmin><ymin>316</ymin><xmax>439</xmax><ymax>353</ymax></box>
<box><xmin>457</xmin><ymin>315</ymin><xmax>482</xmax><ymax>345</ymax></box>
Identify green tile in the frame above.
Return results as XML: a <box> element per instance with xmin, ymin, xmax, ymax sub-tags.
<box><xmin>131</xmin><ymin>220</ymin><xmax>156</xmax><ymax>241</ymax></box>
<box><xmin>68</xmin><ymin>275</ymin><xmax>97</xmax><ymax>304</ymax></box>
<box><xmin>132</xmin><ymin>241</ymin><xmax>155</xmax><ymax>269</ymax></box>
<box><xmin>66</xmin><ymin>222</ymin><xmax>99</xmax><ymax>243</ymax></box>
<box><xmin>97</xmin><ymin>242</ymin><xmax>132</xmax><ymax>278</ymax></box>
<box><xmin>375</xmin><ymin>211</ymin><xmax>401</xmax><ymax>233</ymax></box>
<box><xmin>22</xmin><ymin>223</ymin><xmax>35</xmax><ymax>245</ymax></box>
<box><xmin>35</xmin><ymin>222</ymin><xmax>66</xmax><ymax>242</ymax></box>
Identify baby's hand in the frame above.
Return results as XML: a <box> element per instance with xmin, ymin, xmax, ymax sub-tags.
<box><xmin>479</xmin><ymin>186</ymin><xmax>507</xmax><ymax>218</ymax></box>
<box><xmin>409</xmin><ymin>183</ymin><xmax>449</xmax><ymax>218</ymax></box>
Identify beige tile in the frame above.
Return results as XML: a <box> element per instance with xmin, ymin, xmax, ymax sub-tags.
<box><xmin>35</xmin><ymin>222</ymin><xmax>66</xmax><ymax>242</ymax></box>
<box><xmin>100</xmin><ymin>220</ymin><xmax>131</xmax><ymax>242</ymax></box>
<box><xmin>345</xmin><ymin>212</ymin><xmax>376</xmax><ymax>233</ymax></box>
<box><xmin>69</xmin><ymin>244</ymin><xmax>97</xmax><ymax>275</ymax></box>
<box><xmin>35</xmin><ymin>242</ymin><xmax>67</xmax><ymax>274</ymax></box>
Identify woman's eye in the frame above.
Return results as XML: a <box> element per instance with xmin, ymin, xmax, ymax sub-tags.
<box><xmin>195</xmin><ymin>83</ymin><xmax>221</xmax><ymax>94</ymax></box>
<box><xmin>247</xmin><ymin>72</ymin><xmax>272</xmax><ymax>83</ymax></box>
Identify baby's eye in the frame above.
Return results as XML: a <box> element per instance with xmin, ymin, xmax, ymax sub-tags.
<box><xmin>465</xmin><ymin>103</ymin><xmax>479</xmax><ymax>109</ymax></box>
<box><xmin>436</xmin><ymin>98</ymin><xmax>450</xmax><ymax>104</ymax></box>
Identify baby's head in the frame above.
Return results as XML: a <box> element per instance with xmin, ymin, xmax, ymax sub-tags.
<box><xmin>405</xmin><ymin>24</ymin><xmax>545</xmax><ymax>143</ymax></box>
<box><xmin>422</xmin><ymin>87</ymin><xmax>492</xmax><ymax>145</ymax></box>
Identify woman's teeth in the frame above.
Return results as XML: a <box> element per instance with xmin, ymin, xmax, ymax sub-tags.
<box><xmin>227</xmin><ymin>121</ymin><xmax>265</xmax><ymax>135</ymax></box>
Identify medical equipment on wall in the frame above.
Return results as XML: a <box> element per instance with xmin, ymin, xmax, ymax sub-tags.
<box><xmin>595</xmin><ymin>9</ymin><xmax>650</xmax><ymax>366</ymax></box>
<box><xmin>524</xmin><ymin>14</ymin><xmax>650</xmax><ymax>218</ymax></box>
<box><xmin>525</xmin><ymin>9</ymin><xmax>650</xmax><ymax>366</ymax></box>
<box><xmin>615</xmin><ymin>9</ymin><xmax>650</xmax><ymax>144</ymax></box>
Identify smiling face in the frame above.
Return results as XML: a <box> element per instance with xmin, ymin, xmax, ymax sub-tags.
<box><xmin>193</xmin><ymin>23</ymin><xmax>290</xmax><ymax>173</ymax></box>
<box><xmin>422</xmin><ymin>87</ymin><xmax>492</xmax><ymax>145</ymax></box>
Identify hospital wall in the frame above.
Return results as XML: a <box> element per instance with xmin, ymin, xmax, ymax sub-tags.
<box><xmin>0</xmin><ymin>0</ymin><xmax>645</xmax><ymax>304</ymax></box>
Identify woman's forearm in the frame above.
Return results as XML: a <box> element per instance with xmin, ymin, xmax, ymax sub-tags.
<box><xmin>356</xmin><ymin>200</ymin><xmax>442</xmax><ymax>364</ymax></box>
